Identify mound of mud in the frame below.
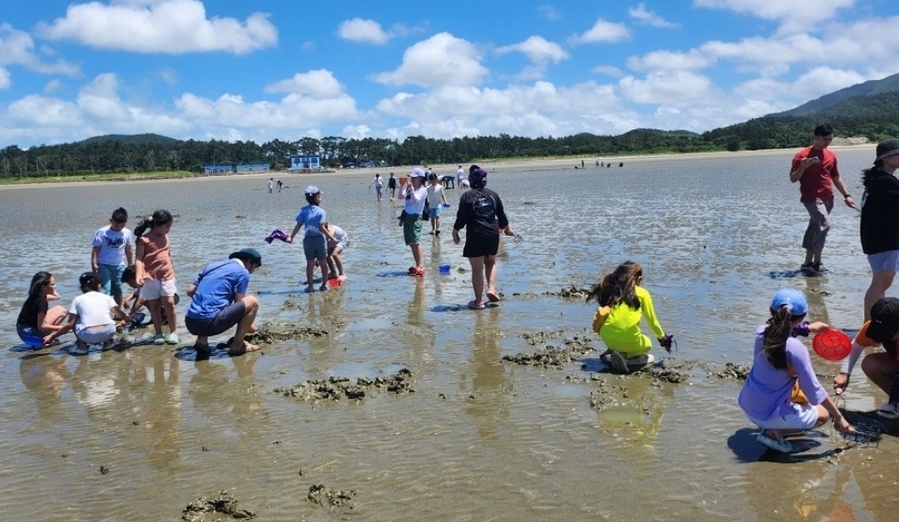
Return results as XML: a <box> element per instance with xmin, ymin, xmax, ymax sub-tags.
<box><xmin>307</xmin><ymin>484</ymin><xmax>357</xmax><ymax>511</ymax></box>
<box><xmin>543</xmin><ymin>285</ymin><xmax>592</xmax><ymax>299</ymax></box>
<box><xmin>504</xmin><ymin>331</ymin><xmax>595</xmax><ymax>368</ymax></box>
<box><xmin>182</xmin><ymin>491</ymin><xmax>256</xmax><ymax>521</ymax></box>
<box><xmin>247</xmin><ymin>322</ymin><xmax>329</xmax><ymax>344</ymax></box>
<box><xmin>274</xmin><ymin>369</ymin><xmax>415</xmax><ymax>402</ymax></box>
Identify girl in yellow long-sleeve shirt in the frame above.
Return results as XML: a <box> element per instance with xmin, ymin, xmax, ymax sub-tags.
<box><xmin>586</xmin><ymin>261</ymin><xmax>668</xmax><ymax>373</ymax></box>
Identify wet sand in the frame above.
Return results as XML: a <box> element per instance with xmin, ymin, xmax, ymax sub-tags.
<box><xmin>1</xmin><ymin>147</ymin><xmax>898</xmax><ymax>520</ymax></box>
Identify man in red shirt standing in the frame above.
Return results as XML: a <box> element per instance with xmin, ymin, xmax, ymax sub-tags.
<box><xmin>789</xmin><ymin>124</ymin><xmax>856</xmax><ymax>274</ymax></box>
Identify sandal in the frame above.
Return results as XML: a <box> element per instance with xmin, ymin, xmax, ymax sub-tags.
<box><xmin>486</xmin><ymin>291</ymin><xmax>501</xmax><ymax>303</ymax></box>
<box><xmin>757</xmin><ymin>431</ymin><xmax>793</xmax><ymax>453</ymax></box>
<box><xmin>467</xmin><ymin>300</ymin><xmax>485</xmax><ymax>310</ymax></box>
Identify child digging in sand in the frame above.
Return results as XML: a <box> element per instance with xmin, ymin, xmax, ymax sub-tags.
<box><xmin>738</xmin><ymin>288</ymin><xmax>853</xmax><ymax>453</ymax></box>
<box><xmin>585</xmin><ymin>261</ymin><xmax>672</xmax><ymax>373</ymax></box>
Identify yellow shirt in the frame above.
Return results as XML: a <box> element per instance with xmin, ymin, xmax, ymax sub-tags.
<box><xmin>594</xmin><ymin>286</ymin><xmax>665</xmax><ymax>355</ymax></box>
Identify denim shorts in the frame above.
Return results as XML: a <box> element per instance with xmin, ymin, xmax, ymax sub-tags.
<box><xmin>747</xmin><ymin>402</ymin><xmax>819</xmax><ymax>430</ymax></box>
<box><xmin>428</xmin><ymin>207</ymin><xmax>441</xmax><ymax>219</ymax></box>
<box><xmin>98</xmin><ymin>263</ymin><xmax>126</xmax><ymax>298</ymax></box>
<box><xmin>17</xmin><ymin>323</ymin><xmax>40</xmax><ymax>343</ymax></box>
<box><xmin>868</xmin><ymin>250</ymin><xmax>899</xmax><ymax>273</ymax></box>
<box><xmin>303</xmin><ymin>234</ymin><xmax>327</xmax><ymax>261</ymax></box>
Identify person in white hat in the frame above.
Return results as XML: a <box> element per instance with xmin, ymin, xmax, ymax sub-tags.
<box><xmin>398</xmin><ymin>168</ymin><xmax>428</xmax><ymax>276</ymax></box>
<box><xmin>287</xmin><ymin>186</ymin><xmax>336</xmax><ymax>292</ymax></box>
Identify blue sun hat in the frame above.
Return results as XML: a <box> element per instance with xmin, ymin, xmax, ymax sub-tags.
<box><xmin>770</xmin><ymin>288</ymin><xmax>808</xmax><ymax>316</ymax></box>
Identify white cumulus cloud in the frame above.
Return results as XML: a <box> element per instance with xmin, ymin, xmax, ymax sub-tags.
<box><xmin>37</xmin><ymin>0</ymin><xmax>278</xmax><ymax>54</ymax></box>
<box><xmin>373</xmin><ymin>33</ymin><xmax>488</xmax><ymax>88</ymax></box>
<box><xmin>629</xmin><ymin>3</ymin><xmax>679</xmax><ymax>28</ymax></box>
<box><xmin>265</xmin><ymin>70</ymin><xmax>347</xmax><ymax>99</ymax></box>
<box><xmin>694</xmin><ymin>0</ymin><xmax>855</xmax><ymax>33</ymax></box>
<box><xmin>496</xmin><ymin>36</ymin><xmax>569</xmax><ymax>66</ymax></box>
<box><xmin>570</xmin><ymin>19</ymin><xmax>631</xmax><ymax>44</ymax></box>
<box><xmin>338</xmin><ymin>18</ymin><xmax>391</xmax><ymax>45</ymax></box>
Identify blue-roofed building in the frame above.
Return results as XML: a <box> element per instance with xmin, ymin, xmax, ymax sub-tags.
<box><xmin>288</xmin><ymin>155</ymin><xmax>321</xmax><ymax>171</ymax></box>
<box><xmin>236</xmin><ymin>163</ymin><xmax>271</xmax><ymax>174</ymax></box>
<box><xmin>203</xmin><ymin>164</ymin><xmax>234</xmax><ymax>175</ymax></box>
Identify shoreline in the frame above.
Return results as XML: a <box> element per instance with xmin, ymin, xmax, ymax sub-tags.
<box><xmin>0</xmin><ymin>143</ymin><xmax>878</xmax><ymax>189</ymax></box>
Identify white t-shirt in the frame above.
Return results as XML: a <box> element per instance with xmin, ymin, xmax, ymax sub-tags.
<box><xmin>69</xmin><ymin>291</ymin><xmax>117</xmax><ymax>328</ymax></box>
<box><xmin>92</xmin><ymin>225</ymin><xmax>133</xmax><ymax>266</ymax></box>
<box><xmin>402</xmin><ymin>185</ymin><xmax>428</xmax><ymax>214</ymax></box>
<box><xmin>426</xmin><ymin>184</ymin><xmax>445</xmax><ymax>207</ymax></box>
<box><xmin>456</xmin><ymin>168</ymin><xmax>464</xmax><ymax>182</ymax></box>
<box><xmin>328</xmin><ymin>225</ymin><xmax>350</xmax><ymax>249</ymax></box>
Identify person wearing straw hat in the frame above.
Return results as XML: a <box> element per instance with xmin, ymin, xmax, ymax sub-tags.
<box><xmin>789</xmin><ymin>124</ymin><xmax>856</xmax><ymax>275</ymax></box>
<box><xmin>184</xmin><ymin>248</ymin><xmax>262</xmax><ymax>356</ymax></box>
<box><xmin>860</xmin><ymin>139</ymin><xmax>899</xmax><ymax>319</ymax></box>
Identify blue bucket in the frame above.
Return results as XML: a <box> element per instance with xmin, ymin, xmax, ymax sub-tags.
<box><xmin>438</xmin><ymin>264</ymin><xmax>451</xmax><ymax>273</ymax></box>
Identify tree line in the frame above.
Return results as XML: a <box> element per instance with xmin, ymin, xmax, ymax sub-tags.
<box><xmin>2</xmin><ymin>94</ymin><xmax>899</xmax><ymax>178</ymax></box>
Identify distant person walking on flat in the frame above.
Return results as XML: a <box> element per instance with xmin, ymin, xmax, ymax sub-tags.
<box><xmin>789</xmin><ymin>124</ymin><xmax>855</xmax><ymax>275</ymax></box>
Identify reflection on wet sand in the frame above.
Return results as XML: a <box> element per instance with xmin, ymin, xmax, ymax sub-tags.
<box><xmin>2</xmin><ymin>150</ymin><xmax>899</xmax><ymax>519</ymax></box>
<box><xmin>465</xmin><ymin>308</ymin><xmax>510</xmax><ymax>441</ymax></box>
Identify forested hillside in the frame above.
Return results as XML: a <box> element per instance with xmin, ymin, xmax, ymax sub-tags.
<box><xmin>3</xmin><ymin>77</ymin><xmax>899</xmax><ymax>179</ymax></box>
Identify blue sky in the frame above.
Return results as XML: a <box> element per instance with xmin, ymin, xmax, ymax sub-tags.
<box><xmin>1</xmin><ymin>0</ymin><xmax>898</xmax><ymax>148</ymax></box>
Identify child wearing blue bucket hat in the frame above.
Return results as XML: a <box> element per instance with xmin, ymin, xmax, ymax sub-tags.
<box><xmin>738</xmin><ymin>288</ymin><xmax>854</xmax><ymax>453</ymax></box>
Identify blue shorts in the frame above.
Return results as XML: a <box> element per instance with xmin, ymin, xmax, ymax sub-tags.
<box><xmin>17</xmin><ymin>324</ymin><xmax>40</xmax><ymax>343</ymax></box>
<box><xmin>428</xmin><ymin>207</ymin><xmax>441</xmax><ymax>219</ymax></box>
<box><xmin>303</xmin><ymin>234</ymin><xmax>327</xmax><ymax>261</ymax></box>
<box><xmin>98</xmin><ymin>263</ymin><xmax>126</xmax><ymax>298</ymax></box>
<box><xmin>868</xmin><ymin>250</ymin><xmax>899</xmax><ymax>273</ymax></box>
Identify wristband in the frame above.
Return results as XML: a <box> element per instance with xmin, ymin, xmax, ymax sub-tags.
<box><xmin>844</xmin><ymin>194</ymin><xmax>852</xmax><ymax>199</ymax></box>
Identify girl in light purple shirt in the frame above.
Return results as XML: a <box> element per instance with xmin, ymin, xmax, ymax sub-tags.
<box><xmin>737</xmin><ymin>288</ymin><xmax>853</xmax><ymax>453</ymax></box>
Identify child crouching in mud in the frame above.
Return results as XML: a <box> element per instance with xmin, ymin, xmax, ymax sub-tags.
<box><xmin>586</xmin><ymin>261</ymin><xmax>671</xmax><ymax>374</ymax></box>
<box><xmin>738</xmin><ymin>289</ymin><xmax>854</xmax><ymax>453</ymax></box>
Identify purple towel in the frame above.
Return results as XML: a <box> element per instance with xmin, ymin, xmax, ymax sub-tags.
<box><xmin>264</xmin><ymin>229</ymin><xmax>288</xmax><ymax>244</ymax></box>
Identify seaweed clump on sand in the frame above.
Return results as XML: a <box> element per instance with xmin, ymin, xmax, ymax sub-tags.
<box><xmin>246</xmin><ymin>322</ymin><xmax>329</xmax><ymax>343</ymax></box>
<box><xmin>704</xmin><ymin>362</ymin><xmax>750</xmax><ymax>380</ymax></box>
<box><xmin>307</xmin><ymin>484</ymin><xmax>358</xmax><ymax>511</ymax></box>
<box><xmin>503</xmin><ymin>330</ymin><xmax>596</xmax><ymax>368</ymax></box>
<box><xmin>274</xmin><ymin>369</ymin><xmax>415</xmax><ymax>402</ymax></box>
<box><xmin>182</xmin><ymin>490</ymin><xmax>256</xmax><ymax>521</ymax></box>
<box><xmin>543</xmin><ymin>285</ymin><xmax>592</xmax><ymax>299</ymax></box>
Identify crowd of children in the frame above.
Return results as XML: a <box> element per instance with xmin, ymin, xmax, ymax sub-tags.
<box><xmin>14</xmin><ymin>147</ymin><xmax>899</xmax><ymax>458</ymax></box>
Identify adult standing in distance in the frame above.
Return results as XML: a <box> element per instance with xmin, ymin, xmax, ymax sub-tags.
<box><xmin>184</xmin><ymin>248</ymin><xmax>262</xmax><ymax>356</ymax></box>
<box><xmin>452</xmin><ymin>166</ymin><xmax>515</xmax><ymax>310</ymax></box>
<box><xmin>789</xmin><ymin>124</ymin><xmax>855</xmax><ymax>274</ymax></box>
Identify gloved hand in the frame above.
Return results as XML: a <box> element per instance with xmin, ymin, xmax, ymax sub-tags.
<box><xmin>658</xmin><ymin>334</ymin><xmax>676</xmax><ymax>353</ymax></box>
<box><xmin>792</xmin><ymin>321</ymin><xmax>811</xmax><ymax>337</ymax></box>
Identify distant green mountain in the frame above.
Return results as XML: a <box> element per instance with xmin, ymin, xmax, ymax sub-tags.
<box><xmin>779</xmin><ymin>72</ymin><xmax>899</xmax><ymax>116</ymax></box>
<box><xmin>79</xmin><ymin>133</ymin><xmax>180</xmax><ymax>148</ymax></box>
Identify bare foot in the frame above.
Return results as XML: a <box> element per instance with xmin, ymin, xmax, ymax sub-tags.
<box><xmin>248</xmin><ymin>323</ymin><xmax>257</xmax><ymax>334</ymax></box>
<box><xmin>229</xmin><ymin>341</ymin><xmax>261</xmax><ymax>356</ymax></box>
<box><xmin>486</xmin><ymin>290</ymin><xmax>501</xmax><ymax>303</ymax></box>
<box><xmin>319</xmin><ymin>283</ymin><xmax>328</xmax><ymax>292</ymax></box>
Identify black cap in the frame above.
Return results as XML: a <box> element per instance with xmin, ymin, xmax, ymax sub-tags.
<box><xmin>867</xmin><ymin>297</ymin><xmax>899</xmax><ymax>342</ymax></box>
<box><xmin>876</xmin><ymin>139</ymin><xmax>899</xmax><ymax>162</ymax></box>
<box><xmin>79</xmin><ymin>271</ymin><xmax>99</xmax><ymax>288</ymax></box>
<box><xmin>229</xmin><ymin>247</ymin><xmax>262</xmax><ymax>266</ymax></box>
